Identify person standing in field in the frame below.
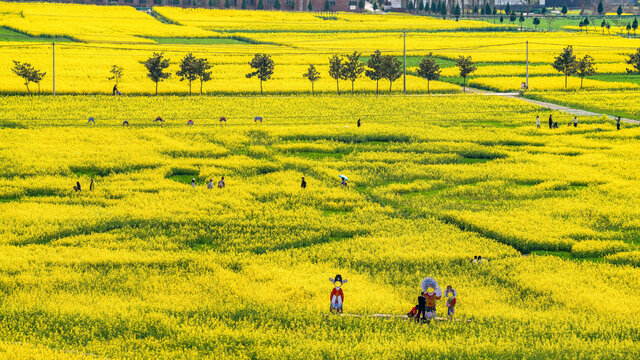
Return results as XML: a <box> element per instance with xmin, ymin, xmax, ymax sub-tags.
<box><xmin>73</xmin><ymin>182</ymin><xmax>81</xmax><ymax>192</ymax></box>
<box><xmin>341</xmin><ymin>178</ymin><xmax>347</xmax><ymax>187</ymax></box>
<box><xmin>301</xmin><ymin>177</ymin><xmax>307</xmax><ymax>189</ymax></box>
<box><xmin>220</xmin><ymin>117</ymin><xmax>227</xmax><ymax>125</ymax></box>
<box><xmin>548</xmin><ymin>115</ymin><xmax>553</xmax><ymax>129</ymax></box>
<box><xmin>89</xmin><ymin>178</ymin><xmax>95</xmax><ymax>191</ymax></box>
<box><xmin>445</xmin><ymin>285</ymin><xmax>457</xmax><ymax>320</ymax></box>
<box><xmin>207</xmin><ymin>178</ymin><xmax>214</xmax><ymax>190</ymax></box>
<box><xmin>536</xmin><ymin>115</ymin><xmax>540</xmax><ymax>129</ymax></box>
<box><xmin>573</xmin><ymin>116</ymin><xmax>578</xmax><ymax>128</ymax></box>
<box><xmin>357</xmin><ymin>119</ymin><xmax>361</xmax><ymax>128</ymax></box>
<box><xmin>191</xmin><ymin>178</ymin><xmax>196</xmax><ymax>188</ymax></box>
<box><xmin>416</xmin><ymin>292</ymin><xmax>427</xmax><ymax>323</ymax></box>
<box><xmin>218</xmin><ymin>176</ymin><xmax>225</xmax><ymax>188</ymax></box>
<box><xmin>88</xmin><ymin>117</ymin><xmax>95</xmax><ymax>125</ymax></box>
<box><xmin>617</xmin><ymin>116</ymin><xmax>621</xmax><ymax>131</ymax></box>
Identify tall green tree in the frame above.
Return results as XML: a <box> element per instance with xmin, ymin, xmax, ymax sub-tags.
<box><xmin>617</xmin><ymin>5</ymin><xmax>623</xmax><ymax>17</ymax></box>
<box><xmin>519</xmin><ymin>13</ymin><xmax>525</xmax><ymax>30</ymax></box>
<box><xmin>575</xmin><ymin>54</ymin><xmax>596</xmax><ymax>90</ymax></box>
<box><xmin>597</xmin><ymin>0</ymin><xmax>603</xmax><ymax>15</ymax></box>
<box><xmin>455</xmin><ymin>55</ymin><xmax>476</xmax><ymax>92</ymax></box>
<box><xmin>144</xmin><ymin>52</ymin><xmax>171</xmax><ymax>96</ymax></box>
<box><xmin>533</xmin><ymin>17</ymin><xmax>540</xmax><ymax>30</ymax></box>
<box><xmin>176</xmin><ymin>53</ymin><xmax>199</xmax><ymax>95</ymax></box>
<box><xmin>416</xmin><ymin>53</ymin><xmax>441</xmax><ymax>94</ymax></box>
<box><xmin>324</xmin><ymin>0</ymin><xmax>330</xmax><ymax>11</ymax></box>
<box><xmin>108</xmin><ymin>65</ymin><xmax>124</xmax><ymax>87</ymax></box>
<box><xmin>224</xmin><ymin>0</ymin><xmax>230</xmax><ymax>8</ymax></box>
<box><xmin>11</xmin><ymin>60</ymin><xmax>46</xmax><ymax>95</ymax></box>
<box><xmin>302</xmin><ymin>64</ymin><xmax>321</xmax><ymax>94</ymax></box>
<box><xmin>245</xmin><ymin>53</ymin><xmax>274</xmax><ymax>95</ymax></box>
<box><xmin>365</xmin><ymin>50</ymin><xmax>384</xmax><ymax>94</ymax></box>
<box><xmin>430</xmin><ymin>0</ymin><xmax>437</xmax><ymax>13</ymax></box>
<box><xmin>505</xmin><ymin>2</ymin><xmax>510</xmax><ymax>15</ymax></box>
<box><xmin>343</xmin><ymin>51</ymin><xmax>365</xmax><ymax>94</ymax></box>
<box><xmin>561</xmin><ymin>4</ymin><xmax>568</xmax><ymax>15</ymax></box>
<box><xmin>484</xmin><ymin>2</ymin><xmax>491</xmax><ymax>17</ymax></box>
<box><xmin>380</xmin><ymin>55</ymin><xmax>402</xmax><ymax>93</ymax></box>
<box><xmin>418</xmin><ymin>0</ymin><xmax>424</xmax><ymax>11</ymax></box>
<box><xmin>241</xmin><ymin>0</ymin><xmax>246</xmax><ymax>9</ymax></box>
<box><xmin>307</xmin><ymin>0</ymin><xmax>312</xmax><ymax>10</ymax></box>
<box><xmin>328</xmin><ymin>54</ymin><xmax>346</xmax><ymax>94</ymax></box>
<box><xmin>194</xmin><ymin>57</ymin><xmax>213</xmax><ymax>95</ymax></box>
<box><xmin>552</xmin><ymin>45</ymin><xmax>577</xmax><ymax>89</ymax></box>
<box><xmin>257</xmin><ymin>0</ymin><xmax>264</xmax><ymax>9</ymax></box>
<box><xmin>359</xmin><ymin>0</ymin><xmax>365</xmax><ymax>10</ymax></box>
<box><xmin>454</xmin><ymin>3</ymin><xmax>461</xmax><ymax>20</ymax></box>
<box><xmin>274</xmin><ymin>0</ymin><xmax>280</xmax><ymax>9</ymax></box>
<box><xmin>625</xmin><ymin>48</ymin><xmax>640</xmax><ymax>73</ymax></box>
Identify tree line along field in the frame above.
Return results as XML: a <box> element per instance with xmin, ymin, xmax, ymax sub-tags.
<box><xmin>4</xmin><ymin>2</ymin><xmax>640</xmax><ymax>103</ymax></box>
<box><xmin>1</xmin><ymin>95</ymin><xmax>640</xmax><ymax>358</ymax></box>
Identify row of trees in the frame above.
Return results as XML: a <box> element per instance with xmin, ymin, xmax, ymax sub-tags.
<box><xmin>14</xmin><ymin>47</ymin><xmax>640</xmax><ymax>95</ymax></box>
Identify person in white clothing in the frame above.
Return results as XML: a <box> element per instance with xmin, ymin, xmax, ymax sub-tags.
<box><xmin>207</xmin><ymin>179</ymin><xmax>214</xmax><ymax>190</ymax></box>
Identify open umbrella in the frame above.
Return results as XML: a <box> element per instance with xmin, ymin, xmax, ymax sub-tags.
<box><xmin>254</xmin><ymin>116</ymin><xmax>263</xmax><ymax>123</ymax></box>
<box><xmin>420</xmin><ymin>277</ymin><xmax>442</xmax><ymax>297</ymax></box>
<box><xmin>339</xmin><ymin>175</ymin><xmax>348</xmax><ymax>181</ymax></box>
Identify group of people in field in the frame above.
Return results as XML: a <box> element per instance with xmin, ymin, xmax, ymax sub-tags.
<box><xmin>536</xmin><ymin>115</ymin><xmax>623</xmax><ymax>130</ymax></box>
<box><xmin>408</xmin><ymin>281</ymin><xmax>457</xmax><ymax>324</ymax></box>
<box><xmin>73</xmin><ymin>178</ymin><xmax>95</xmax><ymax>192</ymax></box>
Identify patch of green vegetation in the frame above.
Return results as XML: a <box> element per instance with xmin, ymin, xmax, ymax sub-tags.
<box><xmin>530</xmin><ymin>250</ymin><xmax>606</xmax><ymax>263</ymax></box>
<box><xmin>0</xmin><ymin>26</ymin><xmax>73</xmax><ymax>42</ymax></box>
<box><xmin>290</xmin><ymin>151</ymin><xmax>346</xmax><ymax>160</ymax></box>
<box><xmin>361</xmin><ymin>55</ymin><xmax>456</xmax><ymax>68</ymax></box>
<box><xmin>147</xmin><ymin>37</ymin><xmax>251</xmax><ymax>45</ymax></box>
<box><xmin>591</xmin><ymin>73</ymin><xmax>640</xmax><ymax>85</ymax></box>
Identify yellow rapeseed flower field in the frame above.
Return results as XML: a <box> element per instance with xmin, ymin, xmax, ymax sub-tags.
<box><xmin>1</xmin><ymin>3</ymin><xmax>640</xmax><ymax>358</ymax></box>
<box><xmin>1</xmin><ymin>95</ymin><xmax>640</xmax><ymax>358</ymax></box>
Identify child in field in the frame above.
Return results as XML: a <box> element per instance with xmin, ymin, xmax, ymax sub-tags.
<box><xmin>218</xmin><ymin>176</ymin><xmax>225</xmax><ymax>188</ymax></box>
<box><xmin>445</xmin><ymin>285</ymin><xmax>457</xmax><ymax>320</ymax></box>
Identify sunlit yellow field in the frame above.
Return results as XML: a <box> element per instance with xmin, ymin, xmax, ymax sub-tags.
<box><xmin>2</xmin><ymin>2</ymin><xmax>640</xmax><ymax>359</ymax></box>
<box><xmin>1</xmin><ymin>94</ymin><xmax>640</xmax><ymax>358</ymax></box>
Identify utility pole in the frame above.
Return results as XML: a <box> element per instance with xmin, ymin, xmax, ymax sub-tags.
<box><xmin>403</xmin><ymin>30</ymin><xmax>406</xmax><ymax>94</ymax></box>
<box><xmin>52</xmin><ymin>41</ymin><xmax>56</xmax><ymax>96</ymax></box>
<box><xmin>525</xmin><ymin>40</ymin><xmax>529</xmax><ymax>90</ymax></box>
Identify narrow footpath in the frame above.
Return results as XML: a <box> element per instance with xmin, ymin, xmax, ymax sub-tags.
<box><xmin>463</xmin><ymin>86</ymin><xmax>640</xmax><ymax>125</ymax></box>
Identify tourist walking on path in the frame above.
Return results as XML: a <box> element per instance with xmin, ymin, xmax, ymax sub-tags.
<box><xmin>617</xmin><ymin>116</ymin><xmax>621</xmax><ymax>131</ymax></box>
<box><xmin>536</xmin><ymin>115</ymin><xmax>540</xmax><ymax>129</ymax></box>
<box><xmin>548</xmin><ymin>115</ymin><xmax>553</xmax><ymax>129</ymax></box>
<box><xmin>573</xmin><ymin>116</ymin><xmax>578</xmax><ymax>128</ymax></box>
